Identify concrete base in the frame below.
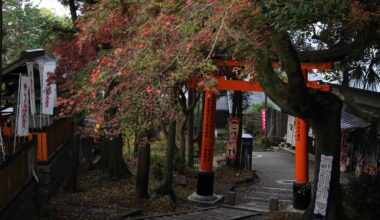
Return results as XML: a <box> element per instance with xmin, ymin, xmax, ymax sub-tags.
<box><xmin>293</xmin><ymin>182</ymin><xmax>311</xmax><ymax>210</ymax></box>
<box><xmin>196</xmin><ymin>171</ymin><xmax>214</xmax><ymax>196</ymax></box>
<box><xmin>188</xmin><ymin>192</ymin><xmax>224</xmax><ymax>205</ymax></box>
<box><xmin>286</xmin><ymin>205</ymin><xmax>307</xmax><ymax>213</ymax></box>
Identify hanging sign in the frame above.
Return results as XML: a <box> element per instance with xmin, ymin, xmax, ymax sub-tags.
<box><xmin>16</xmin><ymin>76</ymin><xmax>30</xmax><ymax>136</ymax></box>
<box><xmin>261</xmin><ymin>109</ymin><xmax>267</xmax><ymax>131</ymax></box>
<box><xmin>27</xmin><ymin>62</ymin><xmax>36</xmax><ymax>114</ymax></box>
<box><xmin>226</xmin><ymin>117</ymin><xmax>240</xmax><ymax>160</ymax></box>
<box><xmin>40</xmin><ymin>62</ymin><xmax>57</xmax><ymax>115</ymax></box>
<box><xmin>313</xmin><ymin>153</ymin><xmax>334</xmax><ymax>219</ymax></box>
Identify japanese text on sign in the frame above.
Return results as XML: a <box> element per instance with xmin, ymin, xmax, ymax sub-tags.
<box><xmin>261</xmin><ymin>109</ymin><xmax>266</xmax><ymax>131</ymax></box>
<box><xmin>226</xmin><ymin>117</ymin><xmax>240</xmax><ymax>160</ymax></box>
<box><xmin>314</xmin><ymin>154</ymin><xmax>333</xmax><ymax>217</ymax></box>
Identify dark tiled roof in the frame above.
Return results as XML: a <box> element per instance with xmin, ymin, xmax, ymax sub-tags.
<box><xmin>341</xmin><ymin>107</ymin><xmax>370</xmax><ymax>129</ymax></box>
<box><xmin>2</xmin><ymin>49</ymin><xmax>46</xmax><ymax>76</ymax></box>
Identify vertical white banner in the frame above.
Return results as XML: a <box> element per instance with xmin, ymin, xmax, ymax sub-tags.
<box><xmin>40</xmin><ymin>62</ymin><xmax>57</xmax><ymax>115</ymax></box>
<box><xmin>27</xmin><ymin>62</ymin><xmax>36</xmax><ymax>115</ymax></box>
<box><xmin>16</xmin><ymin>76</ymin><xmax>30</xmax><ymax>136</ymax></box>
<box><xmin>313</xmin><ymin>154</ymin><xmax>333</xmax><ymax>217</ymax></box>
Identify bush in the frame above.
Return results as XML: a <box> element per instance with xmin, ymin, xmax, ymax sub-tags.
<box><xmin>254</xmin><ymin>135</ymin><xmax>269</xmax><ymax>150</ymax></box>
<box><xmin>343</xmin><ymin>174</ymin><xmax>380</xmax><ymax>220</ymax></box>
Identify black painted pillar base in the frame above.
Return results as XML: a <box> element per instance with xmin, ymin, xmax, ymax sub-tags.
<box><xmin>293</xmin><ymin>181</ymin><xmax>311</xmax><ymax>210</ymax></box>
<box><xmin>196</xmin><ymin>171</ymin><xmax>214</xmax><ymax>196</ymax></box>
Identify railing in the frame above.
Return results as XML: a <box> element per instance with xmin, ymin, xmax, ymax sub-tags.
<box><xmin>35</xmin><ymin>118</ymin><xmax>73</xmax><ymax>161</ymax></box>
<box><xmin>0</xmin><ymin>141</ymin><xmax>35</xmax><ymax>212</ymax></box>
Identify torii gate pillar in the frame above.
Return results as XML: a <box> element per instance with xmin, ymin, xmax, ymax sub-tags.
<box><xmin>293</xmin><ymin>117</ymin><xmax>311</xmax><ymax>209</ymax></box>
<box><xmin>189</xmin><ymin>90</ymin><xmax>219</xmax><ymax>201</ymax></box>
<box><xmin>293</xmin><ymin>69</ymin><xmax>311</xmax><ymax>210</ymax></box>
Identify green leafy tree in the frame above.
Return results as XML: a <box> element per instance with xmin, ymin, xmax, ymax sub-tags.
<box><xmin>249</xmin><ymin>101</ymin><xmax>274</xmax><ymax>113</ymax></box>
<box><xmin>2</xmin><ymin>0</ymin><xmax>71</xmax><ymax>66</ymax></box>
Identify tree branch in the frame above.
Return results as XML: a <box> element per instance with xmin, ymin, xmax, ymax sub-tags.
<box><xmin>334</xmin><ymin>87</ymin><xmax>380</xmax><ymax>122</ymax></box>
<box><xmin>188</xmin><ymin>91</ymin><xmax>201</xmax><ymax>111</ymax></box>
<box><xmin>251</xmin><ymin>44</ymin><xmax>298</xmax><ymax>116</ymax></box>
<box><xmin>68</xmin><ymin>0</ymin><xmax>78</xmax><ymax>25</ymax></box>
<box><xmin>177</xmin><ymin>88</ymin><xmax>188</xmax><ymax>115</ymax></box>
<box><xmin>159</xmin><ymin>119</ymin><xmax>168</xmax><ymax>141</ymax></box>
<box><xmin>271</xmin><ymin>31</ymin><xmax>308</xmax><ymax>114</ymax></box>
<box><xmin>52</xmin><ymin>26</ymin><xmax>78</xmax><ymax>34</ymax></box>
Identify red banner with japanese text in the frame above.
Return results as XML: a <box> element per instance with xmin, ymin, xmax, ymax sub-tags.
<box><xmin>261</xmin><ymin>109</ymin><xmax>266</xmax><ymax>131</ymax></box>
<box><xmin>226</xmin><ymin>117</ymin><xmax>240</xmax><ymax>160</ymax></box>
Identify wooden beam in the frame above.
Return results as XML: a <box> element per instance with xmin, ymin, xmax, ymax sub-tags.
<box><xmin>216</xmin><ymin>77</ymin><xmax>330</xmax><ymax>92</ymax></box>
<box><xmin>216</xmin><ymin>77</ymin><xmax>263</xmax><ymax>92</ymax></box>
<box><xmin>214</xmin><ymin>59</ymin><xmax>332</xmax><ymax>70</ymax></box>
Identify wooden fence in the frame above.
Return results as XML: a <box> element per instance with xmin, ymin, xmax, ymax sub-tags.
<box><xmin>266</xmin><ymin>109</ymin><xmax>288</xmax><ymax>139</ymax></box>
<box><xmin>244</xmin><ymin>109</ymin><xmax>288</xmax><ymax>139</ymax></box>
<box><xmin>0</xmin><ymin>142</ymin><xmax>35</xmax><ymax>212</ymax></box>
<box><xmin>35</xmin><ymin>118</ymin><xmax>73</xmax><ymax>161</ymax></box>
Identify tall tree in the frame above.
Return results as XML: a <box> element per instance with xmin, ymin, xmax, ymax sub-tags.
<box><xmin>2</xmin><ymin>0</ymin><xmax>71</xmax><ymax>65</ymax></box>
<box><xmin>177</xmin><ymin>88</ymin><xmax>199</xmax><ymax>164</ymax></box>
<box><xmin>135</xmin><ymin>133</ymin><xmax>150</xmax><ymax>199</ymax></box>
<box><xmin>155</xmin><ymin>118</ymin><xmax>176</xmax><ymax>201</ymax></box>
<box><xmin>186</xmin><ymin>89</ymin><xmax>197</xmax><ymax>167</ymax></box>
<box><xmin>50</xmin><ymin>2</ymin><xmax>379</xmax><ymax>218</ymax></box>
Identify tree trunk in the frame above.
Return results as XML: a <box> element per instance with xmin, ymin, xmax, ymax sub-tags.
<box><xmin>251</xmin><ymin>29</ymin><xmax>345</xmax><ymax>219</ymax></box>
<box><xmin>135</xmin><ymin>135</ymin><xmax>150</xmax><ymax>199</ymax></box>
<box><xmin>68</xmin><ymin>0</ymin><xmax>78</xmax><ymax>24</ymax></box>
<box><xmin>187</xmin><ymin>89</ymin><xmax>195</xmax><ymax>167</ymax></box>
<box><xmin>160</xmin><ymin>120</ymin><xmax>169</xmax><ymax>142</ymax></box>
<box><xmin>64</xmin><ymin>132</ymin><xmax>80</xmax><ymax>193</ymax></box>
<box><xmin>178</xmin><ymin>115</ymin><xmax>187</xmax><ymax>162</ymax></box>
<box><xmin>155</xmin><ymin>120</ymin><xmax>176</xmax><ymax>201</ymax></box>
<box><xmin>102</xmin><ymin>135</ymin><xmax>132</xmax><ymax>178</ymax></box>
<box><xmin>134</xmin><ymin>132</ymin><xmax>139</xmax><ymax>154</ymax></box>
<box><xmin>304</xmin><ymin>95</ymin><xmax>343</xmax><ymax>220</ymax></box>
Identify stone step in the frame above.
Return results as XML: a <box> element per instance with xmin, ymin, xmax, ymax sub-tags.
<box><xmin>246</xmin><ymin>197</ymin><xmax>293</xmax><ymax>204</ymax></box>
<box><xmin>237</xmin><ymin>185</ymin><xmax>294</xmax><ymax>213</ymax></box>
<box><xmin>248</xmin><ymin>186</ymin><xmax>293</xmax><ymax>193</ymax></box>
<box><xmin>242</xmin><ymin>191</ymin><xmax>292</xmax><ymax>201</ymax></box>
<box><xmin>236</xmin><ymin>203</ymin><xmax>269</xmax><ymax>212</ymax></box>
<box><xmin>44</xmin><ymin>204</ymin><xmax>142</xmax><ymax>219</ymax></box>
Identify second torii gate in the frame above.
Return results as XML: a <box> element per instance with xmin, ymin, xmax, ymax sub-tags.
<box><xmin>190</xmin><ymin>60</ymin><xmax>331</xmax><ymax>210</ymax></box>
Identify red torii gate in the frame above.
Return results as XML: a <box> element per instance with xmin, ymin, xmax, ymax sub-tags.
<box><xmin>190</xmin><ymin>60</ymin><xmax>331</xmax><ymax>209</ymax></box>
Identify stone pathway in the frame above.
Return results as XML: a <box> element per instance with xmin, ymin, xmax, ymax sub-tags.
<box><xmin>131</xmin><ymin>206</ymin><xmax>261</xmax><ymax>220</ymax></box>
<box><xmin>236</xmin><ymin>185</ymin><xmax>293</xmax><ymax>212</ymax></box>
<box><xmin>235</xmin><ymin>150</ymin><xmax>314</xmax><ymax>213</ymax></box>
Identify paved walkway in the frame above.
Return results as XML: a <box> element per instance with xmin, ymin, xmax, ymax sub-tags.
<box><xmin>135</xmin><ymin>149</ymin><xmax>325</xmax><ymax>219</ymax></box>
<box><xmin>132</xmin><ymin>206</ymin><xmax>260</xmax><ymax>220</ymax></box>
<box><xmin>235</xmin><ymin>149</ymin><xmax>315</xmax><ymax>213</ymax></box>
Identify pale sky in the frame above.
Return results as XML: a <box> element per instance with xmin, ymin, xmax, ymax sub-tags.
<box><xmin>30</xmin><ymin>0</ymin><xmax>70</xmax><ymax>17</ymax></box>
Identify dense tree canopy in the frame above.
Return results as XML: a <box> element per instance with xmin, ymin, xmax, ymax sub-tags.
<box><xmin>2</xmin><ymin>0</ymin><xmax>72</xmax><ymax>66</ymax></box>
<box><xmin>51</xmin><ymin>1</ymin><xmax>379</xmax><ymax>218</ymax></box>
<box><xmin>53</xmin><ymin>0</ymin><xmax>379</xmax><ymax>132</ymax></box>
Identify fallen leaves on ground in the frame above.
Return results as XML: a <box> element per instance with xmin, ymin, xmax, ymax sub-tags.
<box><xmin>46</xmin><ymin>157</ymin><xmax>256</xmax><ymax>219</ymax></box>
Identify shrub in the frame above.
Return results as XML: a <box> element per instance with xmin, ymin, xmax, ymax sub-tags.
<box><xmin>343</xmin><ymin>174</ymin><xmax>380</xmax><ymax>220</ymax></box>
